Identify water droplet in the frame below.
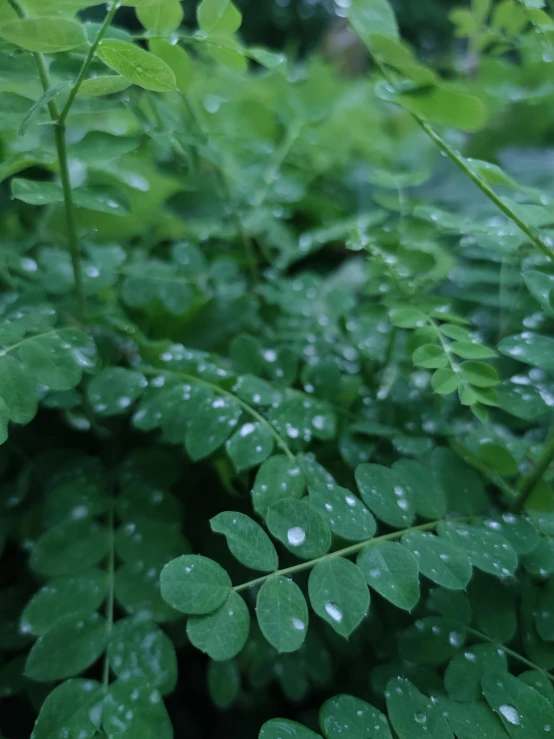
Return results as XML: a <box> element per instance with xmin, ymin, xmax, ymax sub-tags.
<box><xmin>324</xmin><ymin>603</ymin><xmax>343</xmax><ymax>623</ymax></box>
<box><xmin>287</xmin><ymin>527</ymin><xmax>306</xmax><ymax>546</ymax></box>
<box><xmin>499</xmin><ymin>705</ymin><xmax>520</xmax><ymax>725</ymax></box>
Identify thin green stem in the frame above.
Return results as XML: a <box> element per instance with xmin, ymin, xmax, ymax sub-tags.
<box><xmin>513</xmin><ymin>423</ymin><xmax>554</xmax><ymax>511</ymax></box>
<box><xmin>54</xmin><ymin>123</ymin><xmax>87</xmax><ymax>321</ymax></box>
<box><xmin>465</xmin><ymin>625</ymin><xmax>554</xmax><ymax>682</ymax></box>
<box><xmin>417</xmin><ymin>120</ymin><xmax>554</xmax><ymax>262</ymax></box>
<box><xmin>59</xmin><ymin>1</ymin><xmax>119</xmax><ymax>124</ymax></box>
<box><xmin>8</xmin><ymin>0</ymin><xmax>86</xmax><ymax>320</ymax></box>
<box><xmin>234</xmin><ymin>518</ymin><xmax>462</xmax><ymax>593</ymax></box>
<box><xmin>140</xmin><ymin>366</ymin><xmax>296</xmax><ymax>462</ymax></box>
<box><xmin>102</xmin><ymin>505</ymin><xmax>115</xmax><ymax>692</ymax></box>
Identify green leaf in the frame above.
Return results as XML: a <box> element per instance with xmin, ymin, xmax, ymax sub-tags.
<box><xmin>210</xmin><ymin>511</ymin><xmax>278</xmax><ymax>572</ymax></box>
<box><xmin>438</xmin><ymin>521</ymin><xmax>518</xmax><ymax>577</ymax></box>
<box><xmin>432</xmin><ymin>448</ymin><xmax>488</xmax><ymax>516</ymax></box>
<box><xmin>225</xmin><ymin>421</ymin><xmax>274</xmax><ymax>471</ymax></box>
<box><xmin>259</xmin><ymin>720</ymin><xmax>321</xmax><ymax>739</ymax></box>
<box><xmin>389</xmin><ymin>306</ymin><xmax>428</xmax><ymax>328</ymax></box>
<box><xmin>25</xmin><ymin>612</ymin><xmax>108</xmax><ymax>682</ymax></box>
<box><xmin>208</xmin><ymin>659</ymin><xmax>240</xmax><ymax>709</ymax></box>
<box><xmin>518</xmin><ymin>671</ymin><xmax>554</xmax><ymax>704</ymax></box>
<box><xmin>185</xmin><ymin>395</ymin><xmax>242</xmax><ymax>461</ymax></box>
<box><xmin>197</xmin><ymin>0</ymin><xmax>242</xmax><ymax>35</ymax></box>
<box><xmin>523</xmin><ymin>537</ymin><xmax>554</xmax><ymax>577</ymax></box>
<box><xmin>30</xmin><ymin>520</ymin><xmax>109</xmax><ymax>577</ymax></box>
<box><xmin>69</xmin><ymin>132</ymin><xmax>141</xmax><ymax>162</ymax></box>
<box><xmin>187</xmin><ymin>591</ymin><xmax>250</xmax><ymax>660</ymax></box>
<box><xmin>87</xmin><ymin>368</ymin><xmax>147</xmax><ymax>416</ymax></box>
<box><xmin>233</xmin><ymin>375</ymin><xmax>280</xmax><ymax>406</ymax></box>
<box><xmin>18</xmin><ymin>329</ymin><xmax>95</xmax><ymax>391</ymax></box>
<box><xmin>115</xmin><ymin>562</ymin><xmax>180</xmax><ymax>623</ymax></box>
<box><xmin>460</xmin><ymin>361</ymin><xmax>498</xmax><ymax>388</ymax></box>
<box><xmin>12</xmin><ymin>179</ymin><xmax>131</xmax><ymax>216</ymax></box>
<box><xmin>0</xmin><ymin>17</ymin><xmax>87</xmax><ymax>52</ymax></box>
<box><xmin>377</xmin><ymin>82</ymin><xmax>487</xmax><ymax>132</ymax></box>
<box><xmin>160</xmin><ymin>554</ymin><xmax>231</xmax><ymax>615</ymax></box>
<box><xmin>21</xmin><ymin>568</ymin><xmax>108</xmax><ymax>636</ymax></box>
<box><xmin>482</xmin><ymin>671</ymin><xmax>554</xmax><ymax>736</ymax></box>
<box><xmin>108</xmin><ymin>617</ymin><xmax>177</xmax><ymax>694</ymax></box>
<box><xmin>523</xmin><ymin>270</ymin><xmax>554</xmax><ymax>314</ymax></box>
<box><xmin>252</xmin><ymin>455</ymin><xmax>305</xmax><ymax>517</ymax></box>
<box><xmin>535</xmin><ymin>579</ymin><xmax>554</xmax><ymax>641</ymax></box>
<box><xmin>78</xmin><ymin>75</ymin><xmax>132</xmax><ymax>97</ymax></box>
<box><xmin>355</xmin><ymin>463</ymin><xmax>415</xmax><ymax>528</ymax></box>
<box><xmin>471</xmin><ymin>573</ymin><xmax>516</xmax><ymax>642</ymax></box>
<box><xmin>256</xmin><ymin>576</ymin><xmax>309</xmax><ymax>652</ymax></box>
<box><xmin>475</xmin><ymin>514</ymin><xmax>538</xmax><ymax>555</ymax></box>
<box><xmin>97</xmin><ymin>40</ymin><xmax>176</xmax><ymax>92</ymax></box>
<box><xmin>0</xmin><ymin>356</ymin><xmax>38</xmax><ymax>424</ymax></box>
<box><xmin>357</xmin><ymin>541</ymin><xmax>420</xmax><ymax>610</ymax></box>
<box><xmin>444</xmin><ymin>643</ymin><xmax>507</xmax><ymax>702</ymax></box>
<box><xmin>0</xmin><ymin>397</ymin><xmax>8</xmax><ymax>444</ymax></box>
<box><xmin>308</xmin><ymin>483</ymin><xmax>376</xmax><ymax>542</ymax></box>
<box><xmin>115</xmin><ymin>518</ymin><xmax>187</xmax><ymax>569</ymax></box>
<box><xmin>401</xmin><ymin>531</ymin><xmax>472</xmax><ymax>590</ymax></box>
<box><xmin>431</xmin><ymin>368</ymin><xmax>460</xmax><ymax>395</ymax></box>
<box><xmin>137</xmin><ymin>0</ymin><xmax>184</xmax><ymax>32</ymax></box>
<box><xmin>319</xmin><ymin>694</ymin><xmax>392</xmax><ymax>738</ymax></box>
<box><xmin>149</xmin><ymin>38</ymin><xmax>194</xmax><ymax>93</ymax></box>
<box><xmin>439</xmin><ymin>698</ymin><xmax>511</xmax><ymax>739</ymax></box>
<box><xmin>450</xmin><ymin>341</ymin><xmax>497</xmax><ymax>359</ymax></box>
<box><xmin>412</xmin><ymin>344</ymin><xmax>447</xmax><ymax>369</ymax></box>
<box><xmin>32</xmin><ymin>679</ymin><xmax>103</xmax><ymax>739</ymax></box>
<box><xmin>498</xmin><ymin>333</ymin><xmax>554</xmax><ymax>372</ymax></box>
<box><xmin>308</xmin><ymin>558</ymin><xmax>370</xmax><ymax>638</ymax></box>
<box><xmin>18</xmin><ymin>82</ymin><xmax>69</xmax><ymax>137</ymax></box>
<box><xmin>386</xmin><ymin>677</ymin><xmax>453</xmax><ymax>738</ymax></box>
<box><xmin>392</xmin><ymin>460</ymin><xmax>447</xmax><ymax>519</ymax></box>
<box><xmin>266</xmin><ymin>498</ymin><xmax>332</xmax><ymax>559</ymax></box>
<box><xmin>102</xmin><ymin>681</ymin><xmax>172</xmax><ymax>739</ymax></box>
<box><xmin>347</xmin><ymin>0</ymin><xmax>399</xmax><ymax>43</ymax></box>
<box><xmin>399</xmin><ymin>616</ymin><xmax>465</xmax><ymax>665</ymax></box>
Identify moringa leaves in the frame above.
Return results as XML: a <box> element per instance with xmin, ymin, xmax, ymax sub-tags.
<box><xmin>308</xmin><ymin>558</ymin><xmax>370</xmax><ymax>638</ymax></box>
<box><xmin>210</xmin><ymin>511</ymin><xmax>279</xmax><ymax>572</ymax></box>
<box><xmin>256</xmin><ymin>577</ymin><xmax>309</xmax><ymax>653</ymax></box>
<box><xmin>97</xmin><ymin>40</ymin><xmax>177</xmax><ymax>91</ymax></box>
<box><xmin>357</xmin><ymin>541</ymin><xmax>420</xmax><ymax>610</ymax></box>
<box><xmin>160</xmin><ymin>555</ymin><xmax>232</xmax><ymax>615</ymax></box>
<box><xmin>266</xmin><ymin>498</ymin><xmax>332</xmax><ymax>559</ymax></box>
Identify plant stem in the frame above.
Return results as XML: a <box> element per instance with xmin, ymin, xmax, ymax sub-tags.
<box><xmin>234</xmin><ymin>517</ymin><xmax>466</xmax><ymax>593</ymax></box>
<box><xmin>102</xmin><ymin>505</ymin><xmax>115</xmax><ymax>692</ymax></box>
<box><xmin>8</xmin><ymin>0</ymin><xmax>87</xmax><ymax>320</ymax></box>
<box><xmin>417</xmin><ymin>120</ymin><xmax>554</xmax><ymax>262</ymax></box>
<box><xmin>59</xmin><ymin>1</ymin><xmax>119</xmax><ymax>124</ymax></box>
<box><xmin>367</xmin><ymin>48</ymin><xmax>554</xmax><ymax>263</ymax></box>
<box><xmin>140</xmin><ymin>366</ymin><xmax>296</xmax><ymax>462</ymax></box>
<box><xmin>465</xmin><ymin>625</ymin><xmax>554</xmax><ymax>682</ymax></box>
<box><xmin>513</xmin><ymin>423</ymin><xmax>554</xmax><ymax>511</ymax></box>
<box><xmin>54</xmin><ymin>122</ymin><xmax>87</xmax><ymax>321</ymax></box>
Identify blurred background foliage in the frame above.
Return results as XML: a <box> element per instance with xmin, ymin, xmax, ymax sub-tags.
<box><xmin>84</xmin><ymin>0</ymin><xmax>459</xmax><ymax>57</ymax></box>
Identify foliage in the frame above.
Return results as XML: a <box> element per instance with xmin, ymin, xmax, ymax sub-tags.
<box><xmin>0</xmin><ymin>0</ymin><xmax>554</xmax><ymax>737</ymax></box>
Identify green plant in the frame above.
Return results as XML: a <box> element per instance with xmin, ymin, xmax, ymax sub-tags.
<box><xmin>1</xmin><ymin>0</ymin><xmax>554</xmax><ymax>737</ymax></box>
